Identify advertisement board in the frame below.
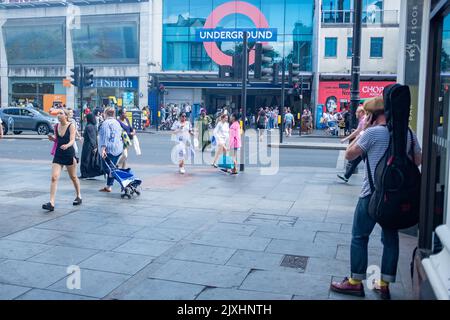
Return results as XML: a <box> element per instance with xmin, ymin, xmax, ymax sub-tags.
<box><xmin>43</xmin><ymin>94</ymin><xmax>66</xmax><ymax>113</ymax></box>
<box><xmin>122</xmin><ymin>92</ymin><xmax>135</xmax><ymax>109</ymax></box>
<box><xmin>318</xmin><ymin>81</ymin><xmax>396</xmax><ymax>113</ymax></box>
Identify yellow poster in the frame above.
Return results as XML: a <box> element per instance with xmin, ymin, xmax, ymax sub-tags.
<box><xmin>118</xmin><ymin>98</ymin><xmax>123</xmax><ymax>107</ymax></box>
<box><xmin>126</xmin><ymin>111</ymin><xmax>133</xmax><ymax>126</ymax></box>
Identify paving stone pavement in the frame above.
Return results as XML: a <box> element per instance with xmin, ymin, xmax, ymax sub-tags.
<box><xmin>0</xmin><ymin>159</ymin><xmax>417</xmax><ymax>300</ymax></box>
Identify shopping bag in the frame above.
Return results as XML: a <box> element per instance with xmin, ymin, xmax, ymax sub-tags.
<box><xmin>211</xmin><ymin>135</ymin><xmax>217</xmax><ymax>146</ymax></box>
<box><xmin>218</xmin><ymin>154</ymin><xmax>234</xmax><ymax>170</ymax></box>
<box><xmin>133</xmin><ymin>135</ymin><xmax>142</xmax><ymax>156</ymax></box>
<box><xmin>190</xmin><ymin>145</ymin><xmax>196</xmax><ymax>160</ymax></box>
<box><xmin>193</xmin><ymin>137</ymin><xmax>199</xmax><ymax>149</ymax></box>
<box><xmin>50</xmin><ymin>124</ymin><xmax>58</xmax><ymax>156</ymax></box>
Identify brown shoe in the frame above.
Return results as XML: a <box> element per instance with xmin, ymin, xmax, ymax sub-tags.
<box><xmin>373</xmin><ymin>283</ymin><xmax>391</xmax><ymax>300</ymax></box>
<box><xmin>99</xmin><ymin>187</ymin><xmax>112</xmax><ymax>193</ymax></box>
<box><xmin>330</xmin><ymin>277</ymin><xmax>365</xmax><ymax>297</ymax></box>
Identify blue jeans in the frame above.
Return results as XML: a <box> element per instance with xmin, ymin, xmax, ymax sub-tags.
<box><xmin>102</xmin><ymin>153</ymin><xmax>121</xmax><ymax>187</ymax></box>
<box><xmin>350</xmin><ymin>196</ymin><xmax>399</xmax><ymax>282</ymax></box>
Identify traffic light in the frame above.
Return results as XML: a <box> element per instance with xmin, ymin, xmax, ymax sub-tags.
<box><xmin>232</xmin><ymin>53</ymin><xmax>243</xmax><ymax>79</ymax></box>
<box><xmin>254</xmin><ymin>43</ymin><xmax>274</xmax><ymax>79</ymax></box>
<box><xmin>83</xmin><ymin>67</ymin><xmax>94</xmax><ymax>87</ymax></box>
<box><xmin>70</xmin><ymin>66</ymin><xmax>80</xmax><ymax>87</ymax></box>
<box><xmin>148</xmin><ymin>75</ymin><xmax>154</xmax><ymax>89</ymax></box>
<box><xmin>288</xmin><ymin>63</ymin><xmax>300</xmax><ymax>86</ymax></box>
<box><xmin>272</xmin><ymin>63</ymin><xmax>280</xmax><ymax>85</ymax></box>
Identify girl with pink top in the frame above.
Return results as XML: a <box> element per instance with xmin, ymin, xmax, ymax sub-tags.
<box><xmin>229</xmin><ymin>113</ymin><xmax>242</xmax><ymax>175</ymax></box>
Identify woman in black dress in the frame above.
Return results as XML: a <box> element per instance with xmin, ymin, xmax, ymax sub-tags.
<box><xmin>80</xmin><ymin>113</ymin><xmax>103</xmax><ymax>178</ymax></box>
<box><xmin>42</xmin><ymin>109</ymin><xmax>82</xmax><ymax>211</ymax></box>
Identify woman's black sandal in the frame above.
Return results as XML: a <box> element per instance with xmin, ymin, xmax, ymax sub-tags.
<box><xmin>73</xmin><ymin>197</ymin><xmax>82</xmax><ymax>206</ymax></box>
<box><xmin>42</xmin><ymin>202</ymin><xmax>55</xmax><ymax>211</ymax></box>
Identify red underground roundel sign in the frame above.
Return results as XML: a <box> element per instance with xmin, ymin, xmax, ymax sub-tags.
<box><xmin>199</xmin><ymin>1</ymin><xmax>274</xmax><ymax>66</ymax></box>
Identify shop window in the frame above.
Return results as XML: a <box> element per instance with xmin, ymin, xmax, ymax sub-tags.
<box><xmin>3</xmin><ymin>17</ymin><xmax>66</xmax><ymax>65</ymax></box>
<box><xmin>12</xmin><ymin>83</ymin><xmax>37</xmax><ymax>94</ymax></box>
<box><xmin>370</xmin><ymin>37</ymin><xmax>383</xmax><ymax>58</ymax></box>
<box><xmin>325</xmin><ymin>37</ymin><xmax>338</xmax><ymax>57</ymax></box>
<box><xmin>39</xmin><ymin>84</ymin><xmax>54</xmax><ymax>95</ymax></box>
<box><xmin>72</xmin><ymin>14</ymin><xmax>139</xmax><ymax>64</ymax></box>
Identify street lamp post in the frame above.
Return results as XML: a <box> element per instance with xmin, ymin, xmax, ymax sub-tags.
<box><xmin>299</xmin><ymin>75</ymin><xmax>304</xmax><ymax>136</ymax></box>
<box><xmin>240</xmin><ymin>32</ymin><xmax>248</xmax><ymax>172</ymax></box>
<box><xmin>280</xmin><ymin>58</ymin><xmax>285</xmax><ymax>144</ymax></box>
<box><xmin>79</xmin><ymin>64</ymin><xmax>84</xmax><ymax>134</ymax></box>
<box><xmin>350</xmin><ymin>0</ymin><xmax>362</xmax><ymax>130</ymax></box>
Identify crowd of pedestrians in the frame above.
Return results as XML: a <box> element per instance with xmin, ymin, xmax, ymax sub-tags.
<box><xmin>42</xmin><ymin>106</ymin><xmax>142</xmax><ymax>210</ymax></box>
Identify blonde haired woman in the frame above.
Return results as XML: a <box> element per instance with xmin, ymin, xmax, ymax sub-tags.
<box><xmin>43</xmin><ymin>109</ymin><xmax>82</xmax><ymax>211</ymax></box>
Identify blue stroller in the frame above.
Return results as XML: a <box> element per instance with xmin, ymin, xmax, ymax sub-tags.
<box><xmin>103</xmin><ymin>157</ymin><xmax>142</xmax><ymax>199</ymax></box>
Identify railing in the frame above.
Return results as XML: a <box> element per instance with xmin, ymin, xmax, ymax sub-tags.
<box><xmin>321</xmin><ymin>10</ymin><xmax>399</xmax><ymax>25</ymax></box>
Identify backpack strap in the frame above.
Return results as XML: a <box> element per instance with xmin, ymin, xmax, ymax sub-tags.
<box><xmin>364</xmin><ymin>152</ymin><xmax>375</xmax><ymax>194</ymax></box>
<box><xmin>408</xmin><ymin>127</ymin><xmax>415</xmax><ymax>160</ymax></box>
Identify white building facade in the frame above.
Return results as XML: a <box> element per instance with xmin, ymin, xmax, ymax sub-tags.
<box><xmin>0</xmin><ymin>0</ymin><xmax>162</xmax><ymax>113</ymax></box>
<box><xmin>316</xmin><ymin>0</ymin><xmax>400</xmax><ymax>121</ymax></box>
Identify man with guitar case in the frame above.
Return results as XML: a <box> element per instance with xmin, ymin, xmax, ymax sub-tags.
<box><xmin>330</xmin><ymin>84</ymin><xmax>422</xmax><ymax>300</ymax></box>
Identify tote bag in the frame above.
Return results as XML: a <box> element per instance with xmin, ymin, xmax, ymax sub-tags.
<box><xmin>133</xmin><ymin>135</ymin><xmax>142</xmax><ymax>156</ymax></box>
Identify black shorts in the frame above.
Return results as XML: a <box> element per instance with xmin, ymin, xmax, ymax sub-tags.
<box><xmin>257</xmin><ymin>124</ymin><xmax>265</xmax><ymax>130</ymax></box>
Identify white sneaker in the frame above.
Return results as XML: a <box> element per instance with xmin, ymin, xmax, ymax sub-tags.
<box><xmin>179</xmin><ymin>167</ymin><xmax>186</xmax><ymax>174</ymax></box>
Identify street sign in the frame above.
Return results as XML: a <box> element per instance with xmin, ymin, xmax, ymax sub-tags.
<box><xmin>63</xmin><ymin>79</ymin><xmax>71</xmax><ymax>87</ymax></box>
<box><xmin>131</xmin><ymin>111</ymin><xmax>142</xmax><ymax>130</ymax></box>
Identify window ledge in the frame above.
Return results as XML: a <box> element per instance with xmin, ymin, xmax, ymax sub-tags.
<box><xmin>422</xmin><ymin>224</ymin><xmax>450</xmax><ymax>300</ymax></box>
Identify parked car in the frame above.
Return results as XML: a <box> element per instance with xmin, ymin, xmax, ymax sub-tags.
<box><xmin>0</xmin><ymin>107</ymin><xmax>58</xmax><ymax>135</ymax></box>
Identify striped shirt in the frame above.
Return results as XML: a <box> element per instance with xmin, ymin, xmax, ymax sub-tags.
<box><xmin>357</xmin><ymin>125</ymin><xmax>421</xmax><ymax>198</ymax></box>
<box><xmin>98</xmin><ymin>118</ymin><xmax>124</xmax><ymax>157</ymax></box>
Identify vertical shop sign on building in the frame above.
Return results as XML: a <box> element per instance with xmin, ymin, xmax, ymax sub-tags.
<box><xmin>404</xmin><ymin>0</ymin><xmax>422</xmax><ymax>84</ymax></box>
<box><xmin>404</xmin><ymin>0</ymin><xmax>423</xmax><ymax>130</ymax></box>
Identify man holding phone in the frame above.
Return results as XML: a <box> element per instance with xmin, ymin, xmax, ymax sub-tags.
<box><xmin>337</xmin><ymin>105</ymin><xmax>367</xmax><ymax>183</ymax></box>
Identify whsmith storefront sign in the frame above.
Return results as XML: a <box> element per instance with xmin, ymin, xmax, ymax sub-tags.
<box><xmin>91</xmin><ymin>78</ymin><xmax>138</xmax><ymax>89</ymax></box>
<box><xmin>196</xmin><ymin>28</ymin><xmax>277</xmax><ymax>42</ymax></box>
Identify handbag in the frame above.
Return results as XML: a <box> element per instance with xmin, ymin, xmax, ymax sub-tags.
<box><xmin>133</xmin><ymin>135</ymin><xmax>142</xmax><ymax>156</ymax></box>
<box><xmin>50</xmin><ymin>124</ymin><xmax>58</xmax><ymax>156</ymax></box>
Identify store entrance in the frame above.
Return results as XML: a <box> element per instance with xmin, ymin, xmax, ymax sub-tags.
<box><xmin>203</xmin><ymin>89</ymin><xmax>310</xmax><ymax>113</ymax></box>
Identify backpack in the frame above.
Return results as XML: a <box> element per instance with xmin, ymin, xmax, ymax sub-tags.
<box><xmin>366</xmin><ymin>84</ymin><xmax>421</xmax><ymax>230</ymax></box>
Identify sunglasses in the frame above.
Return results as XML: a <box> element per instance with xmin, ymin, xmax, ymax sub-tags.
<box><xmin>181</xmin><ymin>115</ymin><xmax>186</xmax><ymax>118</ymax></box>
